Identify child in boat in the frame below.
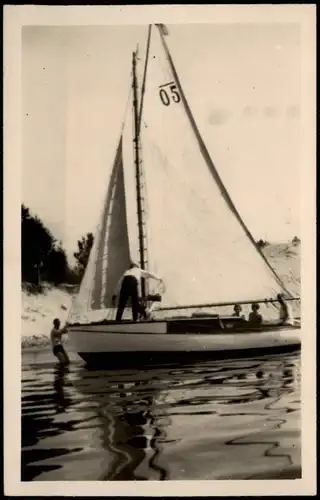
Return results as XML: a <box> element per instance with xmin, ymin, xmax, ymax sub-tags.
<box><xmin>232</xmin><ymin>304</ymin><xmax>245</xmax><ymax>319</ymax></box>
<box><xmin>248</xmin><ymin>303</ymin><xmax>263</xmax><ymax>325</ymax></box>
<box><xmin>50</xmin><ymin>318</ymin><xmax>70</xmax><ymax>365</ymax></box>
<box><xmin>277</xmin><ymin>293</ymin><xmax>295</xmax><ymax>325</ymax></box>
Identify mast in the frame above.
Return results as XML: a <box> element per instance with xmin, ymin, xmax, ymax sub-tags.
<box><xmin>132</xmin><ymin>50</ymin><xmax>147</xmax><ymax>297</ymax></box>
<box><xmin>138</xmin><ymin>24</ymin><xmax>152</xmax><ymax>134</ymax></box>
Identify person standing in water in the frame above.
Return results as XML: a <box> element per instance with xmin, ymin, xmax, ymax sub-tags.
<box><xmin>277</xmin><ymin>293</ymin><xmax>295</xmax><ymax>325</ymax></box>
<box><xmin>50</xmin><ymin>318</ymin><xmax>70</xmax><ymax>365</ymax></box>
<box><xmin>112</xmin><ymin>263</ymin><xmax>163</xmax><ymax>321</ymax></box>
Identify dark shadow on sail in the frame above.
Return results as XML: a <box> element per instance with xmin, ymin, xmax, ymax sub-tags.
<box><xmin>90</xmin><ymin>137</ymin><xmax>131</xmax><ymax>310</ymax></box>
<box><xmin>103</xmin><ymin>147</ymin><xmax>132</xmax><ymax>309</ymax></box>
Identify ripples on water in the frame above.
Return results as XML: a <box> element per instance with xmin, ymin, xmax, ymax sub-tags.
<box><xmin>21</xmin><ymin>352</ymin><xmax>301</xmax><ymax>481</ymax></box>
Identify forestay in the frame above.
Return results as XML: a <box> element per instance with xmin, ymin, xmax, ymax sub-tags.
<box><xmin>139</xmin><ymin>26</ymin><xmax>292</xmax><ymax>310</ymax></box>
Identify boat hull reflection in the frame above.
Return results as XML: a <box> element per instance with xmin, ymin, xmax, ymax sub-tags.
<box><xmin>73</xmin><ymin>353</ymin><xmax>301</xmax><ymax>480</ymax></box>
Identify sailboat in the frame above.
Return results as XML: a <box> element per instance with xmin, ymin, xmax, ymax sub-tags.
<box><xmin>67</xmin><ymin>24</ymin><xmax>301</xmax><ymax>365</ymax></box>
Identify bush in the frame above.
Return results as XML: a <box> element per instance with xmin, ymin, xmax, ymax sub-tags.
<box><xmin>73</xmin><ymin>233</ymin><xmax>94</xmax><ymax>280</ymax></box>
<box><xmin>292</xmin><ymin>236</ymin><xmax>301</xmax><ymax>245</ymax></box>
<box><xmin>257</xmin><ymin>239</ymin><xmax>269</xmax><ymax>248</ymax></box>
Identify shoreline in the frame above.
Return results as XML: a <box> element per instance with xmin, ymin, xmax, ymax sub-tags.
<box><xmin>21</xmin><ymin>335</ymin><xmax>69</xmax><ymax>350</ymax></box>
<box><xmin>21</xmin><ymin>345</ymin><xmax>81</xmax><ymax>365</ymax></box>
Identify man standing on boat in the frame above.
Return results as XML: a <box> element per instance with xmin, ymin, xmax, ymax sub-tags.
<box><xmin>112</xmin><ymin>263</ymin><xmax>163</xmax><ymax>322</ymax></box>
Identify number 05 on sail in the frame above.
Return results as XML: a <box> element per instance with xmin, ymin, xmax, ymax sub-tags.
<box><xmin>67</xmin><ymin>25</ymin><xmax>301</xmax><ymax>365</ymax></box>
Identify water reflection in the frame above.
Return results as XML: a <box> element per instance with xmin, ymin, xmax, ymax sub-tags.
<box><xmin>73</xmin><ymin>354</ymin><xmax>300</xmax><ymax>480</ymax></box>
<box><xmin>73</xmin><ymin>367</ymin><xmax>171</xmax><ymax>480</ymax></box>
<box><xmin>224</xmin><ymin>366</ymin><xmax>298</xmax><ymax>473</ymax></box>
<box><xmin>53</xmin><ymin>364</ymin><xmax>71</xmax><ymax>413</ymax></box>
<box><xmin>21</xmin><ymin>353</ymin><xmax>301</xmax><ymax>481</ymax></box>
<box><xmin>21</xmin><ymin>363</ymin><xmax>95</xmax><ymax>480</ymax></box>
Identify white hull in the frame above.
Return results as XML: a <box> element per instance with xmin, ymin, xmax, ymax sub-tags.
<box><xmin>68</xmin><ymin>322</ymin><xmax>301</xmax><ymax>360</ymax></box>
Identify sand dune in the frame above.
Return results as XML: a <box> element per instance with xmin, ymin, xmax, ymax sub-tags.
<box><xmin>21</xmin><ymin>242</ymin><xmax>300</xmax><ymax>347</ymax></box>
<box><xmin>263</xmin><ymin>242</ymin><xmax>300</xmax><ymax>298</ymax></box>
<box><xmin>21</xmin><ymin>283</ymin><xmax>76</xmax><ymax>347</ymax></box>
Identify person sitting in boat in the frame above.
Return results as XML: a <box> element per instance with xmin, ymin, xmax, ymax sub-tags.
<box><xmin>232</xmin><ymin>304</ymin><xmax>245</xmax><ymax>320</ymax></box>
<box><xmin>50</xmin><ymin>318</ymin><xmax>70</xmax><ymax>365</ymax></box>
<box><xmin>248</xmin><ymin>303</ymin><xmax>263</xmax><ymax>325</ymax></box>
<box><xmin>277</xmin><ymin>293</ymin><xmax>295</xmax><ymax>326</ymax></box>
<box><xmin>112</xmin><ymin>263</ymin><xmax>163</xmax><ymax>322</ymax></box>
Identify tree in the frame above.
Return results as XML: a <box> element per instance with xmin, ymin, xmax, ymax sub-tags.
<box><xmin>73</xmin><ymin>232</ymin><xmax>94</xmax><ymax>279</ymax></box>
<box><xmin>21</xmin><ymin>204</ymin><xmax>95</xmax><ymax>288</ymax></box>
<box><xmin>292</xmin><ymin>236</ymin><xmax>301</xmax><ymax>245</ymax></box>
<box><xmin>46</xmin><ymin>245</ymin><xmax>68</xmax><ymax>285</ymax></box>
<box><xmin>65</xmin><ymin>266</ymin><xmax>82</xmax><ymax>285</ymax></box>
<box><xmin>21</xmin><ymin>204</ymin><xmax>70</xmax><ymax>287</ymax></box>
<box><xmin>257</xmin><ymin>239</ymin><xmax>268</xmax><ymax>248</ymax></box>
<box><xmin>21</xmin><ymin>204</ymin><xmax>55</xmax><ymax>284</ymax></box>
<box><xmin>21</xmin><ymin>204</ymin><xmax>30</xmax><ymax>221</ymax></box>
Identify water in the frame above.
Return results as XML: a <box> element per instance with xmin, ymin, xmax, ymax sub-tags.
<box><xmin>21</xmin><ymin>351</ymin><xmax>301</xmax><ymax>481</ymax></box>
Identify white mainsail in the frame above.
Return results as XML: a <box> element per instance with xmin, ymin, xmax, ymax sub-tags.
<box><xmin>138</xmin><ymin>26</ymin><xmax>291</xmax><ymax>310</ymax></box>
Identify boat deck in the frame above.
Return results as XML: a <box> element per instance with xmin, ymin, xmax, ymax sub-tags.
<box><xmin>69</xmin><ymin>315</ymin><xmax>299</xmax><ymax>335</ymax></box>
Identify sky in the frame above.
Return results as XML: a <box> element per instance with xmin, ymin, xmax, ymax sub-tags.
<box><xmin>22</xmin><ymin>23</ymin><xmax>301</xmax><ymax>263</ymax></box>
